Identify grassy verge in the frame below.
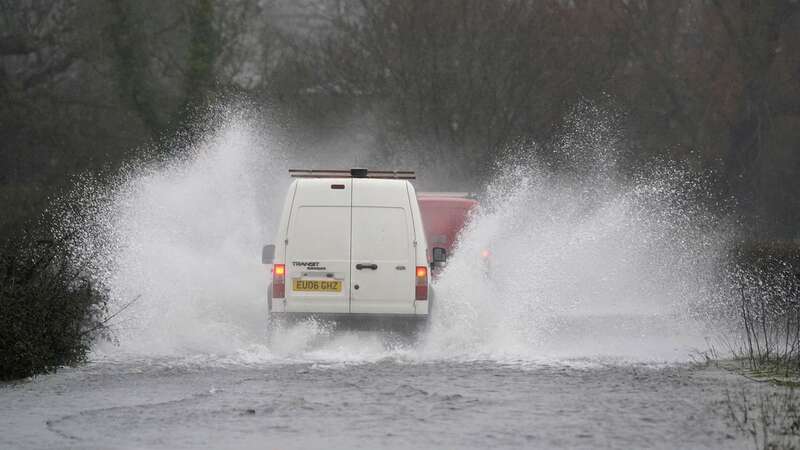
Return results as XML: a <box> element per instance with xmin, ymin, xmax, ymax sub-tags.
<box><xmin>712</xmin><ymin>241</ymin><xmax>800</xmax><ymax>449</ymax></box>
<box><xmin>724</xmin><ymin>387</ymin><xmax>800</xmax><ymax>450</ymax></box>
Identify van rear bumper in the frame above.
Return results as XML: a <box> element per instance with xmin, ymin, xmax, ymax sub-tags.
<box><xmin>269</xmin><ymin>312</ymin><xmax>428</xmax><ymax>331</ymax></box>
<box><xmin>270</xmin><ymin>299</ymin><xmax>430</xmax><ymax>315</ymax></box>
<box><xmin>269</xmin><ymin>312</ymin><xmax>427</xmax><ymax>320</ymax></box>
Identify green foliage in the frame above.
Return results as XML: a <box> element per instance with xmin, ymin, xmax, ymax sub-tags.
<box><xmin>105</xmin><ymin>0</ymin><xmax>165</xmax><ymax>137</ymax></box>
<box><xmin>0</xmin><ymin>229</ymin><xmax>109</xmax><ymax>381</ymax></box>
<box><xmin>185</xmin><ymin>0</ymin><xmax>219</xmax><ymax>102</ymax></box>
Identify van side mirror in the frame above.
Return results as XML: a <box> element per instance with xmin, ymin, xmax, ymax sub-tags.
<box><xmin>432</xmin><ymin>247</ymin><xmax>447</xmax><ymax>264</ymax></box>
<box><xmin>262</xmin><ymin>244</ymin><xmax>275</xmax><ymax>264</ymax></box>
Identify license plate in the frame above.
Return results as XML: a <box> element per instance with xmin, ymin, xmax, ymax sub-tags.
<box><xmin>292</xmin><ymin>279</ymin><xmax>342</xmax><ymax>292</ymax></box>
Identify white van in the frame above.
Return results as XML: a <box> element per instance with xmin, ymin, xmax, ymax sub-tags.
<box><xmin>262</xmin><ymin>169</ymin><xmax>447</xmax><ymax>327</ymax></box>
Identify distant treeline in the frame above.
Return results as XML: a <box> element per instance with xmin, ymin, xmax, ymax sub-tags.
<box><xmin>1</xmin><ymin>0</ymin><xmax>799</xmax><ymax>239</ymax></box>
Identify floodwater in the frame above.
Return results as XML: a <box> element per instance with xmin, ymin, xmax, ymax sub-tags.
<box><xmin>0</xmin><ymin>112</ymin><xmax>769</xmax><ymax>448</ymax></box>
<box><xmin>0</xmin><ymin>346</ymin><xmax>764</xmax><ymax>449</ymax></box>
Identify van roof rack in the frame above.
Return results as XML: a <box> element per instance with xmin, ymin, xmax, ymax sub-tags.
<box><xmin>289</xmin><ymin>168</ymin><xmax>416</xmax><ymax>180</ymax></box>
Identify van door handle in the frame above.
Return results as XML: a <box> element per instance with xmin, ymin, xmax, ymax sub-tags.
<box><xmin>355</xmin><ymin>263</ymin><xmax>378</xmax><ymax>270</ymax></box>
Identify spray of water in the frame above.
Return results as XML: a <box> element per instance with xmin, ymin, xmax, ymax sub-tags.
<box><xmin>76</xmin><ymin>111</ymin><xmax>286</xmax><ymax>359</ymax></box>
<box><xmin>425</xmin><ymin>149</ymin><xmax>732</xmax><ymax>362</ymax></box>
<box><xmin>70</xmin><ymin>105</ymin><xmax>734</xmax><ymax>365</ymax></box>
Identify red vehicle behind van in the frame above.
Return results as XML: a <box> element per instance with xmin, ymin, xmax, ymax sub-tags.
<box><xmin>417</xmin><ymin>193</ymin><xmax>486</xmax><ymax>273</ymax></box>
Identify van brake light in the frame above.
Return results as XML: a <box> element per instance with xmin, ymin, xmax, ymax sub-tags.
<box><xmin>415</xmin><ymin>266</ymin><xmax>428</xmax><ymax>300</ymax></box>
<box><xmin>273</xmin><ymin>264</ymin><xmax>285</xmax><ymax>298</ymax></box>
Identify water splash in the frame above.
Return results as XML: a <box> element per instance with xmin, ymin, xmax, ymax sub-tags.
<box><xmin>423</xmin><ymin>125</ymin><xmax>734</xmax><ymax>362</ymax></box>
<box><xmin>82</xmin><ymin>111</ymin><xmax>286</xmax><ymax>358</ymax></box>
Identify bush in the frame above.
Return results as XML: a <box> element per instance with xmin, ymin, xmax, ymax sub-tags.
<box><xmin>729</xmin><ymin>241</ymin><xmax>800</xmax><ymax>375</ymax></box>
<box><xmin>0</xmin><ymin>229</ymin><xmax>109</xmax><ymax>381</ymax></box>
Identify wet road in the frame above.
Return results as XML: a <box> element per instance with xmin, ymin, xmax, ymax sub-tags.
<box><xmin>0</xmin><ymin>356</ymin><xmax>765</xmax><ymax>449</ymax></box>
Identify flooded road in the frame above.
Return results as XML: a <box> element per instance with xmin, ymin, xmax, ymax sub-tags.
<box><xmin>0</xmin><ymin>353</ymin><xmax>760</xmax><ymax>449</ymax></box>
<box><xmin>0</xmin><ymin>314</ymin><xmax>769</xmax><ymax>450</ymax></box>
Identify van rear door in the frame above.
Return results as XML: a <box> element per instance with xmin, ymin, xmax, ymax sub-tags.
<box><xmin>350</xmin><ymin>179</ymin><xmax>415</xmax><ymax>314</ymax></box>
<box><xmin>284</xmin><ymin>179</ymin><xmax>351</xmax><ymax>313</ymax></box>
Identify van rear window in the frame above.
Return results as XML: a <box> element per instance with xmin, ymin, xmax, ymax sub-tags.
<box><xmin>288</xmin><ymin>206</ymin><xmax>350</xmax><ymax>259</ymax></box>
<box><xmin>351</xmin><ymin>207</ymin><xmax>409</xmax><ymax>261</ymax></box>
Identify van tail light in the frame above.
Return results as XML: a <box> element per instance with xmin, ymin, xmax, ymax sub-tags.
<box><xmin>415</xmin><ymin>266</ymin><xmax>428</xmax><ymax>300</ymax></box>
<box><xmin>273</xmin><ymin>263</ymin><xmax>285</xmax><ymax>298</ymax></box>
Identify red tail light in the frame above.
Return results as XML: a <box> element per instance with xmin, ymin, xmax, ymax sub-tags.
<box><xmin>415</xmin><ymin>266</ymin><xmax>428</xmax><ymax>300</ymax></box>
<box><xmin>273</xmin><ymin>263</ymin><xmax>285</xmax><ymax>298</ymax></box>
